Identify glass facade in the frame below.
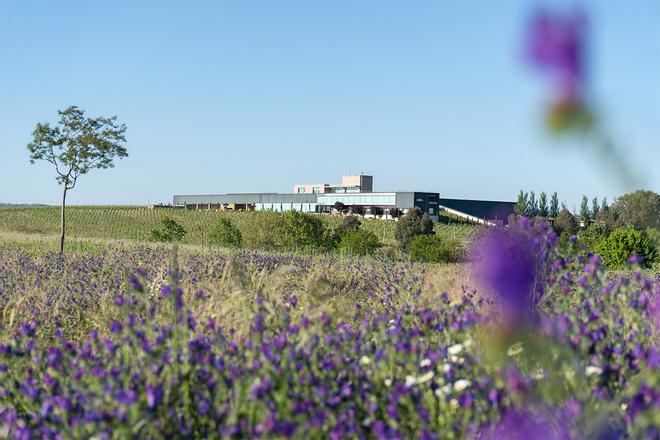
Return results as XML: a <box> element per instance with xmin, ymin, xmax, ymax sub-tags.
<box><xmin>317</xmin><ymin>193</ymin><xmax>396</xmax><ymax>206</ymax></box>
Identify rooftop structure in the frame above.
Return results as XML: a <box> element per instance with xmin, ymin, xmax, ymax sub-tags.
<box><xmin>293</xmin><ymin>175</ymin><xmax>373</xmax><ymax>194</ymax></box>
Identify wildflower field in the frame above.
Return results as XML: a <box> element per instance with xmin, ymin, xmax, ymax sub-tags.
<box><xmin>0</xmin><ymin>219</ymin><xmax>658</xmax><ymax>439</ymax></box>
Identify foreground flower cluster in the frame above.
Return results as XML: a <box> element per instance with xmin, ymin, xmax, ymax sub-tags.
<box><xmin>0</xmin><ymin>226</ymin><xmax>658</xmax><ymax>438</ymax></box>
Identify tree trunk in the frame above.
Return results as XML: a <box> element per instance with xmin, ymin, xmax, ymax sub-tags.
<box><xmin>59</xmin><ymin>186</ymin><xmax>67</xmax><ymax>254</ymax></box>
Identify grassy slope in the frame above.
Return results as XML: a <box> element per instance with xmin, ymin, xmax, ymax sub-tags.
<box><xmin>0</xmin><ymin>206</ymin><xmax>477</xmax><ymax>247</ymax></box>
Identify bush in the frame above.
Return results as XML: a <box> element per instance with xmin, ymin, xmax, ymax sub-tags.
<box><xmin>577</xmin><ymin>225</ymin><xmax>608</xmax><ymax>251</ymax></box>
<box><xmin>335</xmin><ymin>215</ymin><xmax>361</xmax><ymax>236</ymax></box>
<box><xmin>150</xmin><ymin>218</ymin><xmax>186</xmax><ymax>242</ymax></box>
<box><xmin>280</xmin><ymin>211</ymin><xmax>331</xmax><ymax>251</ymax></box>
<box><xmin>554</xmin><ymin>208</ymin><xmax>578</xmax><ymax>236</ymax></box>
<box><xmin>594</xmin><ymin>226</ymin><xmax>658</xmax><ymax>270</ymax></box>
<box><xmin>409</xmin><ymin>235</ymin><xmax>463</xmax><ymax>263</ymax></box>
<box><xmin>337</xmin><ymin>229</ymin><xmax>381</xmax><ymax>256</ymax></box>
<box><xmin>209</xmin><ymin>218</ymin><xmax>242</xmax><ymax>248</ymax></box>
<box><xmin>395</xmin><ymin>208</ymin><xmax>434</xmax><ymax>251</ymax></box>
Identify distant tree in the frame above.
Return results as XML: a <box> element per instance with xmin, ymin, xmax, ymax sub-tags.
<box><xmin>395</xmin><ymin>207</ymin><xmax>434</xmax><ymax>251</ymax></box>
<box><xmin>27</xmin><ymin>106</ymin><xmax>127</xmax><ymax>253</ymax></box>
<box><xmin>601</xmin><ymin>197</ymin><xmax>609</xmax><ymax>210</ymax></box>
<box><xmin>527</xmin><ymin>191</ymin><xmax>538</xmax><ymax>217</ymax></box>
<box><xmin>368</xmin><ymin>206</ymin><xmax>383</xmax><ymax>217</ymax></box>
<box><xmin>560</xmin><ymin>200</ymin><xmax>568</xmax><ymax>211</ymax></box>
<box><xmin>388</xmin><ymin>208</ymin><xmax>402</xmax><ymax>219</ymax></box>
<box><xmin>420</xmin><ymin>213</ymin><xmax>434</xmax><ymax>235</ymax></box>
<box><xmin>151</xmin><ymin>218</ymin><xmax>187</xmax><ymax>242</ymax></box>
<box><xmin>579</xmin><ymin>196</ymin><xmax>591</xmax><ymax>225</ymax></box>
<box><xmin>549</xmin><ymin>192</ymin><xmax>559</xmax><ymax>218</ymax></box>
<box><xmin>515</xmin><ymin>190</ymin><xmax>528</xmax><ymax>216</ymax></box>
<box><xmin>209</xmin><ymin>218</ymin><xmax>242</xmax><ymax>247</ymax></box>
<box><xmin>590</xmin><ymin>197</ymin><xmax>600</xmax><ymax>221</ymax></box>
<box><xmin>333</xmin><ymin>201</ymin><xmax>346</xmax><ymax>214</ymax></box>
<box><xmin>538</xmin><ymin>191</ymin><xmax>549</xmax><ymax>217</ymax></box>
<box><xmin>352</xmin><ymin>206</ymin><xmax>365</xmax><ymax>217</ymax></box>
<box><xmin>611</xmin><ymin>190</ymin><xmax>660</xmax><ymax>230</ymax></box>
<box><xmin>554</xmin><ymin>208</ymin><xmax>579</xmax><ymax>236</ymax></box>
<box><xmin>594</xmin><ymin>207</ymin><xmax>616</xmax><ymax>232</ymax></box>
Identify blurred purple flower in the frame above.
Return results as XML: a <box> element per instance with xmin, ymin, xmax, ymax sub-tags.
<box><xmin>472</xmin><ymin>222</ymin><xmax>553</xmax><ymax>326</ymax></box>
<box><xmin>528</xmin><ymin>8</ymin><xmax>586</xmax><ymax>104</ymax></box>
<box><xmin>483</xmin><ymin>410</ymin><xmax>572</xmax><ymax>440</ymax></box>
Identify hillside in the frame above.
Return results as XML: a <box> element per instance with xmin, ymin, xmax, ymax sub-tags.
<box><xmin>0</xmin><ymin>205</ymin><xmax>477</xmax><ymax>248</ymax></box>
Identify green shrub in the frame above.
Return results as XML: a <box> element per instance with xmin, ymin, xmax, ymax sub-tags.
<box><xmin>209</xmin><ymin>218</ymin><xmax>242</xmax><ymax>247</ymax></box>
<box><xmin>646</xmin><ymin>227</ymin><xmax>660</xmax><ymax>256</ymax></box>
<box><xmin>337</xmin><ymin>229</ymin><xmax>381</xmax><ymax>256</ymax></box>
<box><xmin>280</xmin><ymin>211</ymin><xmax>331</xmax><ymax>251</ymax></box>
<box><xmin>335</xmin><ymin>215</ymin><xmax>361</xmax><ymax>236</ymax></box>
<box><xmin>577</xmin><ymin>225</ymin><xmax>608</xmax><ymax>251</ymax></box>
<box><xmin>594</xmin><ymin>226</ymin><xmax>658</xmax><ymax>270</ymax></box>
<box><xmin>395</xmin><ymin>208</ymin><xmax>434</xmax><ymax>251</ymax></box>
<box><xmin>409</xmin><ymin>235</ymin><xmax>463</xmax><ymax>263</ymax></box>
<box><xmin>150</xmin><ymin>218</ymin><xmax>186</xmax><ymax>242</ymax></box>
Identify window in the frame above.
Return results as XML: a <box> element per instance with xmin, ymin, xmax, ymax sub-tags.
<box><xmin>313</xmin><ymin>187</ymin><xmax>321</xmax><ymax>193</ymax></box>
<box><xmin>429</xmin><ymin>208</ymin><xmax>435</xmax><ymax>215</ymax></box>
<box><xmin>297</xmin><ymin>188</ymin><xmax>306</xmax><ymax>194</ymax></box>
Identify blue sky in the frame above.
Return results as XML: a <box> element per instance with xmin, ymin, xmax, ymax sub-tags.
<box><xmin>1</xmin><ymin>1</ymin><xmax>658</xmax><ymax>209</ymax></box>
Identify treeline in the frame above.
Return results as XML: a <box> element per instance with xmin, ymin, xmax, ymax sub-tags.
<box><xmin>516</xmin><ymin>189</ymin><xmax>660</xmax><ymax>269</ymax></box>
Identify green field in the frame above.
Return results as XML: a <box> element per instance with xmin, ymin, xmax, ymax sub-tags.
<box><xmin>0</xmin><ymin>205</ymin><xmax>477</xmax><ymax>249</ymax></box>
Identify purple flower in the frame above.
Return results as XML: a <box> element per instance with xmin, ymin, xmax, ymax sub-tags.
<box><xmin>129</xmin><ymin>275</ymin><xmax>143</xmax><ymax>292</ymax></box>
<box><xmin>472</xmin><ymin>224</ymin><xmax>551</xmax><ymax>327</ymax></box>
<box><xmin>146</xmin><ymin>384</ymin><xmax>162</xmax><ymax>409</ymax></box>
<box><xmin>483</xmin><ymin>410</ymin><xmax>571</xmax><ymax>440</ymax></box>
<box><xmin>527</xmin><ymin>8</ymin><xmax>587</xmax><ymax>104</ymax></box>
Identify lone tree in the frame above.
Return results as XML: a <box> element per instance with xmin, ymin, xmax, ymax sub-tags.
<box><xmin>27</xmin><ymin>106</ymin><xmax>127</xmax><ymax>253</ymax></box>
<box><xmin>395</xmin><ymin>207</ymin><xmax>434</xmax><ymax>251</ymax></box>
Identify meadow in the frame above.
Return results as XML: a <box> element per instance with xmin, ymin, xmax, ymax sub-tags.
<box><xmin>0</xmin><ymin>212</ymin><xmax>658</xmax><ymax>438</ymax></box>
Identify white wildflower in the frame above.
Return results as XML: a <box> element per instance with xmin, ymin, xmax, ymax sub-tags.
<box><xmin>384</xmin><ymin>378</ymin><xmax>392</xmax><ymax>387</ymax></box>
<box><xmin>450</xmin><ymin>355</ymin><xmax>459</xmax><ymax>363</ymax></box>
<box><xmin>405</xmin><ymin>371</ymin><xmax>434</xmax><ymax>387</ymax></box>
<box><xmin>585</xmin><ymin>366</ymin><xmax>603</xmax><ymax>376</ymax></box>
<box><xmin>420</xmin><ymin>358</ymin><xmax>432</xmax><ymax>368</ymax></box>
<box><xmin>416</xmin><ymin>371</ymin><xmax>434</xmax><ymax>384</ymax></box>
<box><xmin>449</xmin><ymin>398</ymin><xmax>459</xmax><ymax>408</ymax></box>
<box><xmin>453</xmin><ymin>379</ymin><xmax>471</xmax><ymax>392</ymax></box>
<box><xmin>434</xmin><ymin>384</ymin><xmax>452</xmax><ymax>398</ymax></box>
<box><xmin>464</xmin><ymin>338</ymin><xmax>473</xmax><ymax>348</ymax></box>
<box><xmin>531</xmin><ymin>368</ymin><xmax>545</xmax><ymax>380</ymax></box>
<box><xmin>507</xmin><ymin>342</ymin><xmax>524</xmax><ymax>356</ymax></box>
<box><xmin>448</xmin><ymin>344</ymin><xmax>463</xmax><ymax>355</ymax></box>
<box><xmin>359</xmin><ymin>356</ymin><xmax>371</xmax><ymax>366</ymax></box>
<box><xmin>442</xmin><ymin>363</ymin><xmax>451</xmax><ymax>373</ymax></box>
